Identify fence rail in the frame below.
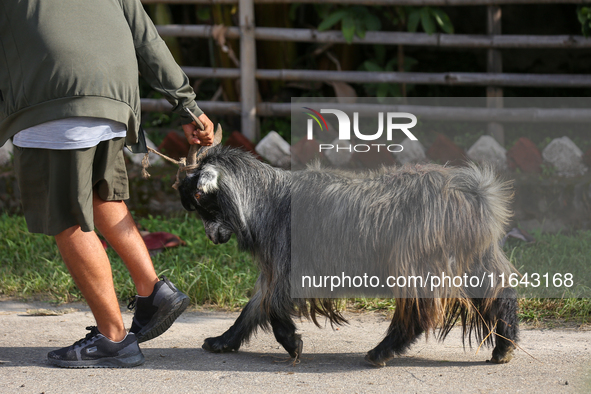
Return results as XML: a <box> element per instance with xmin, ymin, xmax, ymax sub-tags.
<box><xmin>141</xmin><ymin>99</ymin><xmax>591</xmax><ymax>122</ymax></box>
<box><xmin>157</xmin><ymin>25</ymin><xmax>591</xmax><ymax>48</ymax></box>
<box><xmin>178</xmin><ymin>67</ymin><xmax>591</xmax><ymax>87</ymax></box>
<box><xmin>141</xmin><ymin>0</ymin><xmax>591</xmax><ymax>141</ymax></box>
<box><xmin>142</xmin><ymin>0</ymin><xmax>585</xmax><ymax>5</ymax></box>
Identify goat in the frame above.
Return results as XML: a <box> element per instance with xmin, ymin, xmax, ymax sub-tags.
<box><xmin>178</xmin><ymin>129</ymin><xmax>518</xmax><ymax>367</ymax></box>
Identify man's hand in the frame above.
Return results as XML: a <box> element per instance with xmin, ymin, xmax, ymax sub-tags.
<box><xmin>183</xmin><ymin>113</ymin><xmax>214</xmax><ymax>146</ymax></box>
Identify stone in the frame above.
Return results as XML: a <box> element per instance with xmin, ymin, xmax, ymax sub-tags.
<box><xmin>255</xmin><ymin>131</ymin><xmax>291</xmax><ymax>168</ymax></box>
<box><xmin>507</xmin><ymin>137</ymin><xmax>542</xmax><ymax>173</ymax></box>
<box><xmin>158</xmin><ymin>131</ymin><xmax>190</xmax><ymax>161</ymax></box>
<box><xmin>396</xmin><ymin>138</ymin><xmax>426</xmax><ymax>165</ymax></box>
<box><xmin>541</xmin><ymin>136</ymin><xmax>587</xmax><ymax>177</ymax></box>
<box><xmin>426</xmin><ymin>133</ymin><xmax>466</xmax><ymax>166</ymax></box>
<box><xmin>353</xmin><ymin>145</ymin><xmax>396</xmax><ymax>169</ymax></box>
<box><xmin>0</xmin><ymin>139</ymin><xmax>14</xmax><ymax>167</ymax></box>
<box><xmin>324</xmin><ymin>138</ymin><xmax>353</xmax><ymax>167</ymax></box>
<box><xmin>467</xmin><ymin>135</ymin><xmax>508</xmax><ymax>170</ymax></box>
<box><xmin>291</xmin><ymin>138</ymin><xmax>323</xmax><ymax>165</ymax></box>
<box><xmin>124</xmin><ymin>135</ymin><xmax>163</xmax><ymax>166</ymax></box>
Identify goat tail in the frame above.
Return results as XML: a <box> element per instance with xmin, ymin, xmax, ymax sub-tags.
<box><xmin>449</xmin><ymin>162</ymin><xmax>513</xmax><ymax>243</ymax></box>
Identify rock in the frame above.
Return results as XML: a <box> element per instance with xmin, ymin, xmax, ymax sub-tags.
<box><xmin>291</xmin><ymin>138</ymin><xmax>323</xmax><ymax>165</ymax></box>
<box><xmin>324</xmin><ymin>138</ymin><xmax>353</xmax><ymax>167</ymax></box>
<box><xmin>396</xmin><ymin>138</ymin><xmax>426</xmax><ymax>165</ymax></box>
<box><xmin>255</xmin><ymin>131</ymin><xmax>291</xmax><ymax>168</ymax></box>
<box><xmin>124</xmin><ymin>135</ymin><xmax>163</xmax><ymax>166</ymax></box>
<box><xmin>353</xmin><ymin>145</ymin><xmax>396</xmax><ymax>169</ymax></box>
<box><xmin>0</xmin><ymin>139</ymin><xmax>14</xmax><ymax>167</ymax></box>
<box><xmin>158</xmin><ymin>131</ymin><xmax>190</xmax><ymax>161</ymax></box>
<box><xmin>541</xmin><ymin>136</ymin><xmax>587</xmax><ymax>177</ymax></box>
<box><xmin>426</xmin><ymin>133</ymin><xmax>466</xmax><ymax>166</ymax></box>
<box><xmin>467</xmin><ymin>135</ymin><xmax>508</xmax><ymax>170</ymax></box>
<box><xmin>507</xmin><ymin>137</ymin><xmax>542</xmax><ymax>173</ymax></box>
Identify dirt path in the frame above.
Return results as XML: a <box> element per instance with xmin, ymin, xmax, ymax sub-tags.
<box><xmin>0</xmin><ymin>300</ymin><xmax>589</xmax><ymax>393</ymax></box>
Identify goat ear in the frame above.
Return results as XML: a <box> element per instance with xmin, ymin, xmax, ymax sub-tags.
<box><xmin>197</xmin><ymin>165</ymin><xmax>220</xmax><ymax>193</ymax></box>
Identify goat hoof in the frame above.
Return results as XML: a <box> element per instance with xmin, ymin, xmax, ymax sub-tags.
<box><xmin>489</xmin><ymin>346</ymin><xmax>514</xmax><ymax>364</ymax></box>
<box><xmin>289</xmin><ymin>338</ymin><xmax>303</xmax><ymax>359</ymax></box>
<box><xmin>202</xmin><ymin>336</ymin><xmax>239</xmax><ymax>353</ymax></box>
<box><xmin>365</xmin><ymin>352</ymin><xmax>388</xmax><ymax>368</ymax></box>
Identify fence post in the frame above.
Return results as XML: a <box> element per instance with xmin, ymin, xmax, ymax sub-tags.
<box><xmin>486</xmin><ymin>5</ymin><xmax>504</xmax><ymax>146</ymax></box>
<box><xmin>239</xmin><ymin>0</ymin><xmax>258</xmax><ymax>142</ymax></box>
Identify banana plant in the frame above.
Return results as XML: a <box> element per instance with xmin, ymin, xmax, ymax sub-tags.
<box><xmin>577</xmin><ymin>6</ymin><xmax>591</xmax><ymax>37</ymax></box>
<box><xmin>360</xmin><ymin>45</ymin><xmax>418</xmax><ymax>100</ymax></box>
<box><xmin>317</xmin><ymin>6</ymin><xmax>381</xmax><ymax>44</ymax></box>
<box><xmin>407</xmin><ymin>6</ymin><xmax>454</xmax><ymax>35</ymax></box>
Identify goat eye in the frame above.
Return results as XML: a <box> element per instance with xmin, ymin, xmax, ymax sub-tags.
<box><xmin>195</xmin><ymin>191</ymin><xmax>202</xmax><ymax>200</ymax></box>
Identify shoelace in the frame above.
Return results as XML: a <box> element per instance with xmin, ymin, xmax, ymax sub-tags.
<box><xmin>127</xmin><ymin>297</ymin><xmax>137</xmax><ymax>310</ymax></box>
<box><xmin>126</xmin><ymin>276</ymin><xmax>173</xmax><ymax>311</ymax></box>
<box><xmin>72</xmin><ymin>326</ymin><xmax>100</xmax><ymax>348</ymax></box>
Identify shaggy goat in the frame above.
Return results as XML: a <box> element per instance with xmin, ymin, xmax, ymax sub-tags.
<box><xmin>178</xmin><ymin>140</ymin><xmax>519</xmax><ymax>367</ymax></box>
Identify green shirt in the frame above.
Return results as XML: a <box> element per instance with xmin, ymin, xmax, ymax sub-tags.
<box><xmin>0</xmin><ymin>0</ymin><xmax>202</xmax><ymax>148</ymax></box>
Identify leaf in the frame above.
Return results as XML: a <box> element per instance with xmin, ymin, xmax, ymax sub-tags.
<box><xmin>196</xmin><ymin>6</ymin><xmax>211</xmax><ymax>21</ymax></box>
<box><xmin>407</xmin><ymin>9</ymin><xmax>420</xmax><ymax>32</ymax></box>
<box><xmin>355</xmin><ymin>18</ymin><xmax>367</xmax><ymax>39</ymax></box>
<box><xmin>363</xmin><ymin>60</ymin><xmax>383</xmax><ymax>72</ymax></box>
<box><xmin>288</xmin><ymin>3</ymin><xmax>300</xmax><ymax>21</ymax></box>
<box><xmin>385</xmin><ymin>58</ymin><xmax>398</xmax><ymax>72</ymax></box>
<box><xmin>365</xmin><ymin>13</ymin><xmax>382</xmax><ymax>31</ymax></box>
<box><xmin>420</xmin><ymin>7</ymin><xmax>436</xmax><ymax>35</ymax></box>
<box><xmin>432</xmin><ymin>8</ymin><xmax>454</xmax><ymax>34</ymax></box>
<box><xmin>374</xmin><ymin>44</ymin><xmax>386</xmax><ymax>64</ymax></box>
<box><xmin>404</xmin><ymin>56</ymin><xmax>419</xmax><ymax>70</ymax></box>
<box><xmin>377</xmin><ymin>83</ymin><xmax>390</xmax><ymax>98</ymax></box>
<box><xmin>342</xmin><ymin>15</ymin><xmax>356</xmax><ymax>43</ymax></box>
<box><xmin>142</xmin><ymin>232</ymin><xmax>186</xmax><ymax>250</ymax></box>
<box><xmin>318</xmin><ymin>10</ymin><xmax>348</xmax><ymax>31</ymax></box>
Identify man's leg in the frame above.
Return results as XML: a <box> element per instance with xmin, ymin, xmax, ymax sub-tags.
<box><xmin>92</xmin><ymin>190</ymin><xmax>158</xmax><ymax>297</ymax></box>
<box><xmin>92</xmin><ymin>190</ymin><xmax>189</xmax><ymax>343</ymax></box>
<box><xmin>54</xmin><ymin>225</ymin><xmax>127</xmax><ymax>342</ymax></box>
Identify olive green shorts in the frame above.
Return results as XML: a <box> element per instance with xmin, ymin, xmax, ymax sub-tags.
<box><xmin>13</xmin><ymin>137</ymin><xmax>129</xmax><ymax>236</ymax></box>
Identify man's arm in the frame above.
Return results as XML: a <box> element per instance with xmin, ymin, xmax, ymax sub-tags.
<box><xmin>118</xmin><ymin>0</ymin><xmax>213</xmax><ymax>145</ymax></box>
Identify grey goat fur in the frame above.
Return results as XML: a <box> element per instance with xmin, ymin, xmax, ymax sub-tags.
<box><xmin>179</xmin><ymin>144</ymin><xmax>519</xmax><ymax>367</ymax></box>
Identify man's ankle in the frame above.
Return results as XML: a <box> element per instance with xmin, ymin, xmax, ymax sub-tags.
<box><xmin>136</xmin><ymin>277</ymin><xmax>159</xmax><ymax>297</ymax></box>
<box><xmin>97</xmin><ymin>325</ymin><xmax>127</xmax><ymax>342</ymax></box>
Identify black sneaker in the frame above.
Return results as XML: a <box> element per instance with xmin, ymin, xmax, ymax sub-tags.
<box><xmin>47</xmin><ymin>326</ymin><xmax>145</xmax><ymax>368</ymax></box>
<box><xmin>128</xmin><ymin>276</ymin><xmax>190</xmax><ymax>343</ymax></box>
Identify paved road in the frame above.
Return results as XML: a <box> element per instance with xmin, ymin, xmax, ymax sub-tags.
<box><xmin>0</xmin><ymin>300</ymin><xmax>589</xmax><ymax>393</ymax></box>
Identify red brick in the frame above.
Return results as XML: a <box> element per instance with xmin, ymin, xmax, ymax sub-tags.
<box><xmin>583</xmin><ymin>146</ymin><xmax>591</xmax><ymax>168</ymax></box>
<box><xmin>224</xmin><ymin>131</ymin><xmax>261</xmax><ymax>159</ymax></box>
<box><xmin>507</xmin><ymin>137</ymin><xmax>542</xmax><ymax>173</ymax></box>
<box><xmin>157</xmin><ymin>131</ymin><xmax>190</xmax><ymax>161</ymax></box>
<box><xmin>291</xmin><ymin>138</ymin><xmax>324</xmax><ymax>165</ymax></box>
<box><xmin>426</xmin><ymin>133</ymin><xmax>466</xmax><ymax>166</ymax></box>
<box><xmin>352</xmin><ymin>145</ymin><xmax>397</xmax><ymax>169</ymax></box>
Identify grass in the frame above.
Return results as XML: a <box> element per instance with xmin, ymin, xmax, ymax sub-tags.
<box><xmin>1</xmin><ymin>213</ymin><xmax>590</xmax><ymax>324</ymax></box>
<box><xmin>0</xmin><ymin>213</ymin><xmax>257</xmax><ymax>309</ymax></box>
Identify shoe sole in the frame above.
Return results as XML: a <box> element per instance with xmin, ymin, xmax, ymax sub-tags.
<box><xmin>135</xmin><ymin>292</ymin><xmax>190</xmax><ymax>344</ymax></box>
<box><xmin>48</xmin><ymin>352</ymin><xmax>145</xmax><ymax>369</ymax></box>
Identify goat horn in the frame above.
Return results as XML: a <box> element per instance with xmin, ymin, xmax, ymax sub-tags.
<box><xmin>186</xmin><ymin>123</ymin><xmax>223</xmax><ymax>168</ymax></box>
<box><xmin>184</xmin><ymin>107</ymin><xmax>205</xmax><ymax>131</ymax></box>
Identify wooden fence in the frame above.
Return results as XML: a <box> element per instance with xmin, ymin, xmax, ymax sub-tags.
<box><xmin>140</xmin><ymin>0</ymin><xmax>591</xmax><ymax>143</ymax></box>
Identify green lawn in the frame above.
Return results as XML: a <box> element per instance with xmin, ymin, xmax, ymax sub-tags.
<box><xmin>0</xmin><ymin>213</ymin><xmax>257</xmax><ymax>308</ymax></box>
<box><xmin>1</xmin><ymin>213</ymin><xmax>590</xmax><ymax>323</ymax></box>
